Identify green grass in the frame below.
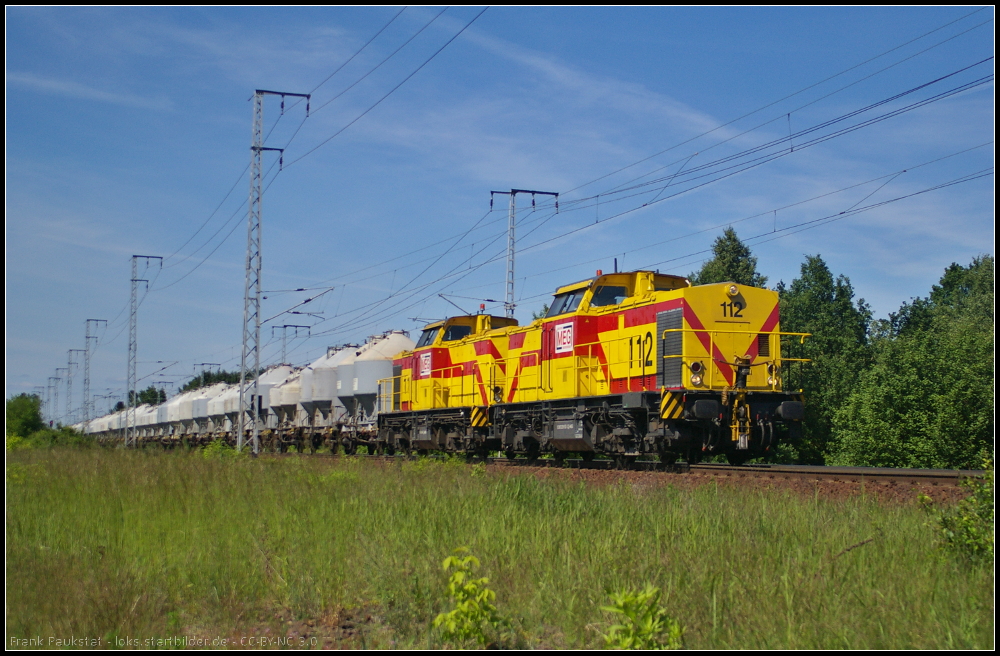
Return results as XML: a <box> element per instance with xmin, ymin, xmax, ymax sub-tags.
<box><xmin>6</xmin><ymin>449</ymin><xmax>994</xmax><ymax>649</ymax></box>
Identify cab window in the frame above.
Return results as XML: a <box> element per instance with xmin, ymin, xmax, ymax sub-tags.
<box><xmin>545</xmin><ymin>289</ymin><xmax>585</xmax><ymax>317</ymax></box>
<box><xmin>416</xmin><ymin>328</ymin><xmax>440</xmax><ymax>348</ymax></box>
<box><xmin>442</xmin><ymin>325</ymin><xmax>473</xmax><ymax>342</ymax></box>
<box><xmin>590</xmin><ymin>285</ymin><xmax>629</xmax><ymax>307</ymax></box>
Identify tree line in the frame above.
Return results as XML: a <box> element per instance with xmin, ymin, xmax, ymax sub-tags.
<box><xmin>691</xmin><ymin>228</ymin><xmax>993</xmax><ymax>470</ymax></box>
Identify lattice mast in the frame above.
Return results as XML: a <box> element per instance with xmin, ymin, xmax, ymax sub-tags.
<box><xmin>272</xmin><ymin>325</ymin><xmax>311</xmax><ymax>365</ymax></box>
<box><xmin>127</xmin><ymin>255</ymin><xmax>161</xmax><ymax>447</ymax></box>
<box><xmin>47</xmin><ymin>376</ymin><xmax>60</xmax><ymax>425</ymax></box>
<box><xmin>54</xmin><ymin>369</ymin><xmax>67</xmax><ymax>426</ymax></box>
<box><xmin>83</xmin><ymin>319</ymin><xmax>107</xmax><ymax>433</ymax></box>
<box><xmin>68</xmin><ymin>349</ymin><xmax>86</xmax><ymax>424</ymax></box>
<box><xmin>238</xmin><ymin>89</ymin><xmax>309</xmax><ymax>454</ymax></box>
<box><xmin>490</xmin><ymin>189</ymin><xmax>559</xmax><ymax>318</ymax></box>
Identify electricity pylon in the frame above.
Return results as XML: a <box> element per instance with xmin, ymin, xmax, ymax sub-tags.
<box><xmin>490</xmin><ymin>189</ymin><xmax>558</xmax><ymax>318</ymax></box>
<box><xmin>238</xmin><ymin>89</ymin><xmax>309</xmax><ymax>454</ymax></box>
<box><xmin>127</xmin><ymin>255</ymin><xmax>161</xmax><ymax>447</ymax></box>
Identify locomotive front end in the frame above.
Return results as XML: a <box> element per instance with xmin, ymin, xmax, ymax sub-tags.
<box><xmin>661</xmin><ymin>281</ymin><xmax>808</xmax><ymax>463</ymax></box>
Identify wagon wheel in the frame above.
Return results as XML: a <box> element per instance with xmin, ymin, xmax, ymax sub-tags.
<box><xmin>615</xmin><ymin>455</ymin><xmax>637</xmax><ymax>470</ymax></box>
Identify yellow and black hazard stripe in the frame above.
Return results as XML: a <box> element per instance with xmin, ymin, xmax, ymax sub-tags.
<box><xmin>469</xmin><ymin>406</ymin><xmax>490</xmax><ymax>427</ymax></box>
<box><xmin>660</xmin><ymin>391</ymin><xmax>684</xmax><ymax>419</ymax></box>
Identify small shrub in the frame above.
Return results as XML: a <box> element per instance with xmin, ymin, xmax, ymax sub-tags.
<box><xmin>433</xmin><ymin>547</ymin><xmax>506</xmax><ymax>647</ymax></box>
<box><xmin>6</xmin><ymin>434</ymin><xmax>27</xmax><ymax>451</ymax></box>
<box><xmin>201</xmin><ymin>439</ymin><xmax>241</xmax><ymax>460</ymax></box>
<box><xmin>601</xmin><ymin>585</ymin><xmax>684</xmax><ymax>650</ymax></box>
<box><xmin>926</xmin><ymin>456</ymin><xmax>994</xmax><ymax>563</ymax></box>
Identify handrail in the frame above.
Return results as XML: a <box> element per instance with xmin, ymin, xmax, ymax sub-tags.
<box><xmin>377</xmin><ymin>327</ymin><xmax>812</xmax><ymax>412</ymax></box>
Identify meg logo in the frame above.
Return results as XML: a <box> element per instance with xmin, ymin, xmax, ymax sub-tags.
<box><xmin>554</xmin><ymin>322</ymin><xmax>574</xmax><ymax>354</ymax></box>
<box><xmin>419</xmin><ymin>352</ymin><xmax>432</xmax><ymax>377</ymax></box>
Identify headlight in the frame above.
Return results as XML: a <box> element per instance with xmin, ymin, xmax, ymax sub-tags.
<box><xmin>767</xmin><ymin>376</ymin><xmax>776</xmax><ymax>386</ymax></box>
<box><xmin>727</xmin><ymin>284</ymin><xmax>739</xmax><ymax>297</ymax></box>
<box><xmin>690</xmin><ymin>361</ymin><xmax>703</xmax><ymax>374</ymax></box>
<box><xmin>690</xmin><ymin>374</ymin><xmax>703</xmax><ymax>386</ymax></box>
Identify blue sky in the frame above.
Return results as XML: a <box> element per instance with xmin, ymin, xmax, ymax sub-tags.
<box><xmin>6</xmin><ymin>7</ymin><xmax>994</xmax><ymax>418</ymax></box>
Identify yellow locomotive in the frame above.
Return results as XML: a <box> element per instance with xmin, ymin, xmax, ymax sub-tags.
<box><xmin>378</xmin><ymin>269</ymin><xmax>807</xmax><ymax>464</ymax></box>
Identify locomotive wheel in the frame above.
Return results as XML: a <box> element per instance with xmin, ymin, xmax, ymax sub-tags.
<box><xmin>504</xmin><ymin>448</ymin><xmax>516</xmax><ymax>460</ymax></box>
<box><xmin>525</xmin><ymin>442</ymin><xmax>540</xmax><ymax>461</ymax></box>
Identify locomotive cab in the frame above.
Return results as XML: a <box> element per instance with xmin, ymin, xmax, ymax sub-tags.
<box><xmin>377</xmin><ymin>313</ymin><xmax>518</xmax><ymax>455</ymax></box>
<box><xmin>545</xmin><ymin>271</ymin><xmax>690</xmax><ymax>318</ymax></box>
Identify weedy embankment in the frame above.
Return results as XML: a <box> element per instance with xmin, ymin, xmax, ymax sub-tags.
<box><xmin>6</xmin><ymin>448</ymin><xmax>993</xmax><ymax>649</ymax></box>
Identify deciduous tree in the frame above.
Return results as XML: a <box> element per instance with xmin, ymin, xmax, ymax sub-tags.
<box><xmin>831</xmin><ymin>256</ymin><xmax>993</xmax><ymax>469</ymax></box>
<box><xmin>776</xmin><ymin>255</ymin><xmax>871</xmax><ymax>463</ymax></box>
<box><xmin>689</xmin><ymin>227</ymin><xmax>768</xmax><ymax>287</ymax></box>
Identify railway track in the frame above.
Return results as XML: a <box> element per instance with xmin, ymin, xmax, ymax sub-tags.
<box><xmin>265</xmin><ymin>451</ymin><xmax>981</xmax><ymax>487</ymax></box>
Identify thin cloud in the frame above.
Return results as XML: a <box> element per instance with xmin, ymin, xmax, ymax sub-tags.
<box><xmin>7</xmin><ymin>72</ymin><xmax>173</xmax><ymax>111</ymax></box>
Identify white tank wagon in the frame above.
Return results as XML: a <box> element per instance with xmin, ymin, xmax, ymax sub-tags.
<box><xmin>269</xmin><ymin>369</ymin><xmax>312</xmax><ymax>451</ymax></box>
<box><xmin>188</xmin><ymin>382</ymin><xmax>231</xmax><ymax>444</ymax></box>
<box><xmin>308</xmin><ymin>345</ymin><xmax>357</xmax><ymax>431</ymax></box>
<box><xmin>207</xmin><ymin>384</ymin><xmax>241</xmax><ymax>439</ymax></box>
<box><xmin>336</xmin><ymin>330</ymin><xmax>415</xmax><ymax>454</ymax></box>
<box><xmin>76</xmin><ymin>331</ymin><xmax>416</xmax><ymax>451</ymax></box>
<box><xmin>254</xmin><ymin>365</ymin><xmax>296</xmax><ymax>436</ymax></box>
<box><xmin>134</xmin><ymin>404</ymin><xmax>159</xmax><ymax>441</ymax></box>
<box><xmin>161</xmin><ymin>389</ymin><xmax>202</xmax><ymax>445</ymax></box>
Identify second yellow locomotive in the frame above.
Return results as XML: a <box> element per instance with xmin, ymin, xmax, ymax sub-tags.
<box><xmin>378</xmin><ymin>269</ymin><xmax>807</xmax><ymax>464</ymax></box>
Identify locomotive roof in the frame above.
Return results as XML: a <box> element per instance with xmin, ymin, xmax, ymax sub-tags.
<box><xmin>419</xmin><ymin>314</ymin><xmax>515</xmax><ymax>331</ymax></box>
<box><xmin>553</xmin><ymin>270</ymin><xmax>689</xmax><ymax>295</ymax></box>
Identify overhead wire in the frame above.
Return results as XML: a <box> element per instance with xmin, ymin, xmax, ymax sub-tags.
<box><xmin>269</xmin><ymin>54</ymin><xmax>995</xmax><ymax>334</ymax></box>
<box><xmin>444</xmin><ymin>141</ymin><xmax>994</xmax><ymax>296</ymax></box>
<box><xmin>265</xmin><ymin>61</ymin><xmax>994</xmax><ymax>352</ymax></box>
<box><xmin>309</xmin><ymin>7</ymin><xmax>448</xmax><ymax>116</ymax></box>
<box><xmin>156</xmin><ymin>8</ymin><xmax>412</xmax><ymax>276</ymax></box>
<box><xmin>558</xmin><ymin>7</ymin><xmax>992</xmax><ymax>198</ymax></box>
<box><xmin>82</xmin><ymin>9</ymin><xmax>991</xmax><ymax>383</ymax></box>
<box><xmin>502</xmin><ymin>64</ymin><xmax>995</xmax><ymax>259</ymax></box>
<box><xmin>284</xmin><ymin>7</ymin><xmax>489</xmax><ymax>168</ymax></box>
<box><xmin>148</xmin><ymin>8</ymin><xmax>488</xmax><ymax>296</ymax></box>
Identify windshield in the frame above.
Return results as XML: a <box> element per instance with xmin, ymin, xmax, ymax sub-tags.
<box><xmin>590</xmin><ymin>285</ymin><xmax>629</xmax><ymax>307</ymax></box>
<box><xmin>416</xmin><ymin>328</ymin><xmax>440</xmax><ymax>348</ymax></box>
<box><xmin>545</xmin><ymin>289</ymin><xmax>586</xmax><ymax>317</ymax></box>
<box><xmin>442</xmin><ymin>325</ymin><xmax>473</xmax><ymax>342</ymax></box>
